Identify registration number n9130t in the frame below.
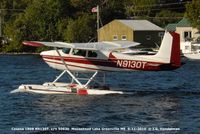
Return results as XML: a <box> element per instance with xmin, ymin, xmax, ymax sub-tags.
<box><xmin>116</xmin><ymin>60</ymin><xmax>147</xmax><ymax>69</ymax></box>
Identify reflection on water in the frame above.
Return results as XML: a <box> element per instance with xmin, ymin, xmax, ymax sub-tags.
<box><xmin>31</xmin><ymin>93</ymin><xmax>180</xmax><ymax>129</ymax></box>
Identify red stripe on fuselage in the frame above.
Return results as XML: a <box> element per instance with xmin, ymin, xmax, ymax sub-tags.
<box><xmin>42</xmin><ymin>55</ymin><xmax>115</xmax><ymax>67</ymax></box>
<box><xmin>44</xmin><ymin>59</ymin><xmax>112</xmax><ymax>71</ymax></box>
<box><xmin>41</xmin><ymin>55</ymin><xmax>167</xmax><ymax>71</ymax></box>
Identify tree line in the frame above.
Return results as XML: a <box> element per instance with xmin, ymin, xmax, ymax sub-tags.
<box><xmin>0</xmin><ymin>0</ymin><xmax>199</xmax><ymax>52</ymax></box>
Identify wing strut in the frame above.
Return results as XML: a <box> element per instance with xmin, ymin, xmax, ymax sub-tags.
<box><xmin>84</xmin><ymin>71</ymin><xmax>98</xmax><ymax>87</ymax></box>
<box><xmin>53</xmin><ymin>70</ymin><xmax>67</xmax><ymax>83</ymax></box>
<box><xmin>54</xmin><ymin>48</ymin><xmax>98</xmax><ymax>88</ymax></box>
<box><xmin>55</xmin><ymin>48</ymin><xmax>83</xmax><ymax>87</ymax></box>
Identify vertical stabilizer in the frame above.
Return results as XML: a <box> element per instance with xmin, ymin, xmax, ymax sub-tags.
<box><xmin>154</xmin><ymin>32</ymin><xmax>180</xmax><ymax>67</ymax></box>
<box><xmin>154</xmin><ymin>32</ymin><xmax>173</xmax><ymax>63</ymax></box>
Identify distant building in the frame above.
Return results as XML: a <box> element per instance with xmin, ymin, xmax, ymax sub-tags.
<box><xmin>99</xmin><ymin>19</ymin><xmax>164</xmax><ymax>47</ymax></box>
<box><xmin>166</xmin><ymin>18</ymin><xmax>200</xmax><ymax>42</ymax></box>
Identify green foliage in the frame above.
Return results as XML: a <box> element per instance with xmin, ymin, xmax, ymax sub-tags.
<box><xmin>70</xmin><ymin>0</ymin><xmax>98</xmax><ymax>14</ymax></box>
<box><xmin>124</xmin><ymin>0</ymin><xmax>158</xmax><ymax>17</ymax></box>
<box><xmin>0</xmin><ymin>0</ymin><xmax>193</xmax><ymax>52</ymax></box>
<box><xmin>100</xmin><ymin>0</ymin><xmax>126</xmax><ymax>24</ymax></box>
<box><xmin>2</xmin><ymin>0</ymin><xmax>73</xmax><ymax>52</ymax></box>
<box><xmin>35</xmin><ymin>46</ymin><xmax>49</xmax><ymax>53</ymax></box>
<box><xmin>56</xmin><ymin>19</ymin><xmax>70</xmax><ymax>40</ymax></box>
<box><xmin>64</xmin><ymin>14</ymin><xmax>95</xmax><ymax>42</ymax></box>
<box><xmin>22</xmin><ymin>0</ymin><xmax>66</xmax><ymax>40</ymax></box>
<box><xmin>185</xmin><ymin>0</ymin><xmax>200</xmax><ymax>30</ymax></box>
<box><xmin>2</xmin><ymin>14</ymin><xmax>25</xmax><ymax>52</ymax></box>
<box><xmin>153</xmin><ymin>10</ymin><xmax>183</xmax><ymax>27</ymax></box>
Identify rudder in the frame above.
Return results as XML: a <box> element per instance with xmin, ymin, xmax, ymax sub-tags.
<box><xmin>170</xmin><ymin>32</ymin><xmax>181</xmax><ymax>67</ymax></box>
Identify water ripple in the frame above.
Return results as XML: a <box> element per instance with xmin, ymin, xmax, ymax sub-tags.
<box><xmin>0</xmin><ymin>55</ymin><xmax>200</xmax><ymax>133</ymax></box>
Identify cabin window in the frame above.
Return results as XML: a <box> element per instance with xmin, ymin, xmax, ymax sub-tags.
<box><xmin>113</xmin><ymin>35</ymin><xmax>118</xmax><ymax>40</ymax></box>
<box><xmin>62</xmin><ymin>48</ymin><xmax>71</xmax><ymax>54</ymax></box>
<box><xmin>121</xmin><ymin>35</ymin><xmax>127</xmax><ymax>40</ymax></box>
<box><xmin>146</xmin><ymin>35</ymin><xmax>151</xmax><ymax>40</ymax></box>
<box><xmin>88</xmin><ymin>51</ymin><xmax>98</xmax><ymax>58</ymax></box>
<box><xmin>184</xmin><ymin>31</ymin><xmax>192</xmax><ymax>41</ymax></box>
<box><xmin>72</xmin><ymin>49</ymin><xmax>86</xmax><ymax>57</ymax></box>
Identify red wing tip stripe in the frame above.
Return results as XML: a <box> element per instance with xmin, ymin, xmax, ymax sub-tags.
<box><xmin>23</xmin><ymin>41</ymin><xmax>44</xmax><ymax>47</ymax></box>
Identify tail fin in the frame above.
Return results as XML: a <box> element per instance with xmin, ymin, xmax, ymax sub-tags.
<box><xmin>154</xmin><ymin>32</ymin><xmax>181</xmax><ymax>67</ymax></box>
<box><xmin>170</xmin><ymin>32</ymin><xmax>181</xmax><ymax>67</ymax></box>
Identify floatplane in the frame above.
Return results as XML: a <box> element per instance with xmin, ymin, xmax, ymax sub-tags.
<box><xmin>12</xmin><ymin>32</ymin><xmax>181</xmax><ymax>95</ymax></box>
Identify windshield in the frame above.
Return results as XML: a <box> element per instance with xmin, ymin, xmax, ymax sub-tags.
<box><xmin>62</xmin><ymin>48</ymin><xmax>71</xmax><ymax>54</ymax></box>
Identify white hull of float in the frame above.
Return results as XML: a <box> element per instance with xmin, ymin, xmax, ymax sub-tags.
<box><xmin>12</xmin><ymin>82</ymin><xmax>123</xmax><ymax>95</ymax></box>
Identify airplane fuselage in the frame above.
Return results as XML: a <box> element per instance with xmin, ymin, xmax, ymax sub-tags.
<box><xmin>40</xmin><ymin>48</ymin><xmax>179</xmax><ymax>72</ymax></box>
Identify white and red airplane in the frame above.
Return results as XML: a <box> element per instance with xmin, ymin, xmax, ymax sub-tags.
<box><xmin>12</xmin><ymin>32</ymin><xmax>181</xmax><ymax>95</ymax></box>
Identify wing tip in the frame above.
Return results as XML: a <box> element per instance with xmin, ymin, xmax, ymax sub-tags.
<box><xmin>22</xmin><ymin>41</ymin><xmax>44</xmax><ymax>47</ymax></box>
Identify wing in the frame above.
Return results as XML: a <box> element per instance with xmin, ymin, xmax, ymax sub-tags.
<box><xmin>102</xmin><ymin>41</ymin><xmax>140</xmax><ymax>50</ymax></box>
<box><xmin>23</xmin><ymin>41</ymin><xmax>140</xmax><ymax>51</ymax></box>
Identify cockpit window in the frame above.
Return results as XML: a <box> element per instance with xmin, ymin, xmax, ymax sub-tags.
<box><xmin>88</xmin><ymin>51</ymin><xmax>98</xmax><ymax>58</ymax></box>
<box><xmin>72</xmin><ymin>49</ymin><xmax>86</xmax><ymax>57</ymax></box>
<box><xmin>62</xmin><ymin>48</ymin><xmax>71</xmax><ymax>54</ymax></box>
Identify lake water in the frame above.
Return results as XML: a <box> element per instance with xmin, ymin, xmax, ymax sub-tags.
<box><xmin>0</xmin><ymin>55</ymin><xmax>200</xmax><ymax>133</ymax></box>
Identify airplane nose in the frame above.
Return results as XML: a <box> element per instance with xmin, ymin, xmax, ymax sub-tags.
<box><xmin>40</xmin><ymin>50</ymin><xmax>56</xmax><ymax>57</ymax></box>
<box><xmin>40</xmin><ymin>51</ymin><xmax>45</xmax><ymax>56</ymax></box>
<box><xmin>40</xmin><ymin>51</ymin><xmax>48</xmax><ymax>56</ymax></box>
